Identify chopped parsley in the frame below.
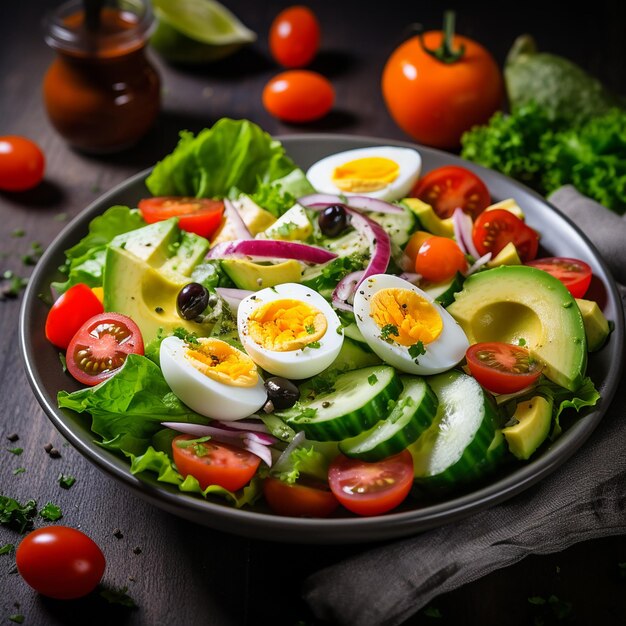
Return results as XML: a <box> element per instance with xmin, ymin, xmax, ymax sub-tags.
<box><xmin>11</xmin><ymin>228</ymin><xmax>25</xmax><ymax>238</ymax></box>
<box><xmin>305</xmin><ymin>341</ymin><xmax>321</xmax><ymax>349</ymax></box>
<box><xmin>21</xmin><ymin>241</ymin><xmax>43</xmax><ymax>266</ymax></box>
<box><xmin>99</xmin><ymin>585</ymin><xmax>138</xmax><ymax>608</ymax></box>
<box><xmin>367</xmin><ymin>374</ymin><xmax>378</xmax><ymax>386</ymax></box>
<box><xmin>0</xmin><ymin>496</ymin><xmax>37</xmax><ymax>533</ymax></box>
<box><xmin>175</xmin><ymin>436</ymin><xmax>211</xmax><ymax>457</ymax></box>
<box><xmin>422</xmin><ymin>606</ymin><xmax>442</xmax><ymax>618</ymax></box>
<box><xmin>274</xmin><ymin>221</ymin><xmax>299</xmax><ymax>238</ymax></box>
<box><xmin>39</xmin><ymin>502</ymin><xmax>63</xmax><ymax>522</ymax></box>
<box><xmin>518</xmin><ymin>337</ymin><xmax>527</xmax><ymax>346</ymax></box>
<box><xmin>0</xmin><ymin>543</ymin><xmax>14</xmax><ymax>555</ymax></box>
<box><xmin>8</xmin><ymin>615</ymin><xmax>24</xmax><ymax>624</ymax></box>
<box><xmin>6</xmin><ymin>447</ymin><xmax>23</xmax><ymax>455</ymax></box>
<box><xmin>408</xmin><ymin>341</ymin><xmax>426</xmax><ymax>363</ymax></box>
<box><xmin>13</xmin><ymin>467</ymin><xmax>25</xmax><ymax>475</ymax></box>
<box><xmin>305</xmin><ymin>324</ymin><xmax>316</xmax><ymax>334</ymax></box>
<box><xmin>380</xmin><ymin>324</ymin><xmax>399</xmax><ymax>342</ymax></box>
<box><xmin>173</xmin><ymin>327</ymin><xmax>199</xmax><ymax>344</ymax></box>
<box><xmin>58</xmin><ymin>473</ymin><xmax>77</xmax><ymax>489</ymax></box>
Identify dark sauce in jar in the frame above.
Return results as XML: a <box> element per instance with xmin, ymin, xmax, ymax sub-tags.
<box><xmin>43</xmin><ymin>0</ymin><xmax>160</xmax><ymax>153</ymax></box>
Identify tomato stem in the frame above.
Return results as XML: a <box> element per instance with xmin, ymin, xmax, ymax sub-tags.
<box><xmin>418</xmin><ymin>11</ymin><xmax>465</xmax><ymax>64</ymax></box>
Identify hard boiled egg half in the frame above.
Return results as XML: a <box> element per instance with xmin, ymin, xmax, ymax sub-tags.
<box><xmin>238</xmin><ymin>283</ymin><xmax>344</xmax><ymax>379</ymax></box>
<box><xmin>160</xmin><ymin>336</ymin><xmax>267</xmax><ymax>421</ymax></box>
<box><xmin>353</xmin><ymin>274</ymin><xmax>469</xmax><ymax>375</ymax></box>
<box><xmin>306</xmin><ymin>146</ymin><xmax>421</xmax><ymax>202</ymax></box>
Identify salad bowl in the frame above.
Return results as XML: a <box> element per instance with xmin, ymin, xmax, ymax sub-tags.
<box><xmin>19</xmin><ymin>134</ymin><xmax>624</xmax><ymax>544</ymax></box>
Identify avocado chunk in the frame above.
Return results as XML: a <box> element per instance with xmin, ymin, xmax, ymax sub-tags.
<box><xmin>486</xmin><ymin>242</ymin><xmax>522</xmax><ymax>268</ymax></box>
<box><xmin>221</xmin><ymin>258</ymin><xmax>302</xmax><ymax>291</ymax></box>
<box><xmin>103</xmin><ymin>220</ymin><xmax>212</xmax><ymax>343</ymax></box>
<box><xmin>485</xmin><ymin>198</ymin><xmax>525</xmax><ymax>220</ymax></box>
<box><xmin>576</xmin><ymin>298</ymin><xmax>610</xmax><ymax>352</ymax></box>
<box><xmin>402</xmin><ymin>197</ymin><xmax>454</xmax><ymax>237</ymax></box>
<box><xmin>502</xmin><ymin>395</ymin><xmax>552</xmax><ymax>460</ymax></box>
<box><xmin>447</xmin><ymin>265</ymin><xmax>587</xmax><ymax>391</ymax></box>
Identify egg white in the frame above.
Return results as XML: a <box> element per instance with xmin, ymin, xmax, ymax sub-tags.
<box><xmin>237</xmin><ymin>283</ymin><xmax>344</xmax><ymax>379</ymax></box>
<box><xmin>353</xmin><ymin>274</ymin><xmax>469</xmax><ymax>375</ymax></box>
<box><xmin>160</xmin><ymin>336</ymin><xmax>267</xmax><ymax>421</ymax></box>
<box><xmin>306</xmin><ymin>146</ymin><xmax>422</xmax><ymax>202</ymax></box>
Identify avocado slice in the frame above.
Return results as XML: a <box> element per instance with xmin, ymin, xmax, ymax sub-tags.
<box><xmin>402</xmin><ymin>197</ymin><xmax>455</xmax><ymax>237</ymax></box>
<box><xmin>486</xmin><ymin>242</ymin><xmax>522</xmax><ymax>268</ymax></box>
<box><xmin>103</xmin><ymin>220</ymin><xmax>213</xmax><ymax>343</ymax></box>
<box><xmin>502</xmin><ymin>395</ymin><xmax>552</xmax><ymax>460</ymax></box>
<box><xmin>447</xmin><ymin>265</ymin><xmax>587</xmax><ymax>391</ymax></box>
<box><xmin>221</xmin><ymin>258</ymin><xmax>302</xmax><ymax>290</ymax></box>
<box><xmin>576</xmin><ymin>298</ymin><xmax>610</xmax><ymax>352</ymax></box>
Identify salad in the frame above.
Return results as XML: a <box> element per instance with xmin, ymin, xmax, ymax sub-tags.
<box><xmin>45</xmin><ymin>118</ymin><xmax>607</xmax><ymax>518</ymax></box>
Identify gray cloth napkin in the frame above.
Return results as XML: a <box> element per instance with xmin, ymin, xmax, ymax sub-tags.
<box><xmin>302</xmin><ymin>185</ymin><xmax>626</xmax><ymax>626</ymax></box>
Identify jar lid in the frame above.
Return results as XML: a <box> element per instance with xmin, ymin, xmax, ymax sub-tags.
<box><xmin>43</xmin><ymin>0</ymin><xmax>155</xmax><ymax>57</ymax></box>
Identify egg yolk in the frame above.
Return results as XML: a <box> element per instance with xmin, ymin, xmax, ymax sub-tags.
<box><xmin>332</xmin><ymin>157</ymin><xmax>400</xmax><ymax>193</ymax></box>
<box><xmin>247</xmin><ymin>299</ymin><xmax>327</xmax><ymax>351</ymax></box>
<box><xmin>370</xmin><ymin>288</ymin><xmax>443</xmax><ymax>346</ymax></box>
<box><xmin>184</xmin><ymin>338</ymin><xmax>258</xmax><ymax>387</ymax></box>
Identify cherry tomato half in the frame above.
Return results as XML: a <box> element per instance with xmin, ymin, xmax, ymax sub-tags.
<box><xmin>472</xmin><ymin>209</ymin><xmax>539</xmax><ymax>262</ymax></box>
<box><xmin>263</xmin><ymin>476</ymin><xmax>339</xmax><ymax>517</ymax></box>
<box><xmin>262</xmin><ymin>70</ymin><xmax>334</xmax><ymax>123</ymax></box>
<box><xmin>0</xmin><ymin>136</ymin><xmax>45</xmax><ymax>192</ymax></box>
<box><xmin>45</xmin><ymin>283</ymin><xmax>104</xmax><ymax>349</ymax></box>
<box><xmin>328</xmin><ymin>450</ymin><xmax>414</xmax><ymax>516</ymax></box>
<box><xmin>138</xmin><ymin>197</ymin><xmax>224</xmax><ymax>239</ymax></box>
<box><xmin>269</xmin><ymin>5</ymin><xmax>320</xmax><ymax>68</ymax></box>
<box><xmin>172</xmin><ymin>434</ymin><xmax>261</xmax><ymax>492</ymax></box>
<box><xmin>66</xmin><ymin>312</ymin><xmax>144</xmax><ymax>386</ymax></box>
<box><xmin>410</xmin><ymin>166</ymin><xmax>491</xmax><ymax>220</ymax></box>
<box><xmin>16</xmin><ymin>526</ymin><xmax>105</xmax><ymax>599</ymax></box>
<box><xmin>525</xmin><ymin>257</ymin><xmax>593</xmax><ymax>298</ymax></box>
<box><xmin>415</xmin><ymin>236</ymin><xmax>467</xmax><ymax>283</ymax></box>
<box><xmin>465</xmin><ymin>342</ymin><xmax>543</xmax><ymax>395</ymax></box>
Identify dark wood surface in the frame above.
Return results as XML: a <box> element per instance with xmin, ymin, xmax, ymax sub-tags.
<box><xmin>1</xmin><ymin>1</ymin><xmax>625</xmax><ymax>624</ymax></box>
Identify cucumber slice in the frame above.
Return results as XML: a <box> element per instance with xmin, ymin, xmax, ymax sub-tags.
<box><xmin>421</xmin><ymin>272</ymin><xmax>465</xmax><ymax>308</ymax></box>
<box><xmin>339</xmin><ymin>375</ymin><xmax>438</xmax><ymax>461</ymax></box>
<box><xmin>326</xmin><ymin>336</ymin><xmax>381</xmax><ymax>372</ymax></box>
<box><xmin>277</xmin><ymin>365</ymin><xmax>402</xmax><ymax>441</ymax></box>
<box><xmin>408</xmin><ymin>370</ymin><xmax>504</xmax><ymax>490</ymax></box>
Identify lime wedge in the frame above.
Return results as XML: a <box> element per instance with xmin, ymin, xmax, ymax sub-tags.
<box><xmin>150</xmin><ymin>0</ymin><xmax>257</xmax><ymax>64</ymax></box>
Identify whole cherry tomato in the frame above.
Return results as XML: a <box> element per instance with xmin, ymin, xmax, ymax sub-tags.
<box><xmin>415</xmin><ymin>236</ymin><xmax>468</xmax><ymax>282</ymax></box>
<box><xmin>263</xmin><ymin>70</ymin><xmax>334</xmax><ymax>122</ymax></box>
<box><xmin>0</xmin><ymin>136</ymin><xmax>45</xmax><ymax>192</ymax></box>
<box><xmin>269</xmin><ymin>5</ymin><xmax>320</xmax><ymax>68</ymax></box>
<box><xmin>381</xmin><ymin>12</ymin><xmax>504</xmax><ymax>149</ymax></box>
<box><xmin>16</xmin><ymin>526</ymin><xmax>105</xmax><ymax>599</ymax></box>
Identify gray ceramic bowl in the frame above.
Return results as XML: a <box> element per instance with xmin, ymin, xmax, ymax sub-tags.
<box><xmin>19</xmin><ymin>135</ymin><xmax>624</xmax><ymax>544</ymax></box>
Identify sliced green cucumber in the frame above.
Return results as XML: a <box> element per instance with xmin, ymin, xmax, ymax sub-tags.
<box><xmin>277</xmin><ymin>365</ymin><xmax>402</xmax><ymax>441</ymax></box>
<box><xmin>421</xmin><ymin>272</ymin><xmax>465</xmax><ymax>308</ymax></box>
<box><xmin>408</xmin><ymin>370</ymin><xmax>504</xmax><ymax>490</ymax></box>
<box><xmin>339</xmin><ymin>375</ymin><xmax>438</xmax><ymax>461</ymax></box>
<box><xmin>343</xmin><ymin>322</ymin><xmax>368</xmax><ymax>345</ymax></box>
<box><xmin>327</xmin><ymin>336</ymin><xmax>381</xmax><ymax>372</ymax></box>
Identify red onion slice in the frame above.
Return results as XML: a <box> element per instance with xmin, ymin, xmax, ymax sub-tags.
<box><xmin>207</xmin><ymin>239</ymin><xmax>337</xmax><ymax>264</ymax></box>
<box><xmin>299</xmin><ymin>194</ymin><xmax>404</xmax><ymax>214</ymax></box>
<box><xmin>223</xmin><ymin>198</ymin><xmax>252</xmax><ymax>240</ymax></box>
<box><xmin>243</xmin><ymin>439</ymin><xmax>273</xmax><ymax>467</ymax></box>
<box><xmin>465</xmin><ymin>252</ymin><xmax>492</xmax><ymax>276</ymax></box>
<box><xmin>214</xmin><ymin>417</ymin><xmax>269</xmax><ymax>433</ymax></box>
<box><xmin>298</xmin><ymin>193</ymin><xmax>344</xmax><ymax>206</ymax></box>
<box><xmin>452</xmin><ymin>208</ymin><xmax>480</xmax><ymax>259</ymax></box>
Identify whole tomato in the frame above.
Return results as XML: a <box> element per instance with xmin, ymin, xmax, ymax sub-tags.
<box><xmin>382</xmin><ymin>12</ymin><xmax>504</xmax><ymax>149</ymax></box>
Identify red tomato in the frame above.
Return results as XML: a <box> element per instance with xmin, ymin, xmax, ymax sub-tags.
<box><xmin>262</xmin><ymin>70</ymin><xmax>334</xmax><ymax>123</ymax></box>
<box><xmin>138</xmin><ymin>197</ymin><xmax>224</xmax><ymax>239</ymax></box>
<box><xmin>465</xmin><ymin>342</ymin><xmax>543</xmax><ymax>395</ymax></box>
<box><xmin>66</xmin><ymin>312</ymin><xmax>144</xmax><ymax>386</ymax></box>
<box><xmin>525</xmin><ymin>257</ymin><xmax>593</xmax><ymax>298</ymax></box>
<box><xmin>328</xmin><ymin>450</ymin><xmax>414</xmax><ymax>516</ymax></box>
<box><xmin>269</xmin><ymin>5</ymin><xmax>320</xmax><ymax>68</ymax></box>
<box><xmin>410</xmin><ymin>165</ymin><xmax>491</xmax><ymax>219</ymax></box>
<box><xmin>472</xmin><ymin>209</ymin><xmax>539</xmax><ymax>262</ymax></box>
<box><xmin>16</xmin><ymin>526</ymin><xmax>105</xmax><ymax>600</ymax></box>
<box><xmin>45</xmin><ymin>283</ymin><xmax>104</xmax><ymax>349</ymax></box>
<box><xmin>263</xmin><ymin>476</ymin><xmax>339</xmax><ymax>517</ymax></box>
<box><xmin>172</xmin><ymin>435</ymin><xmax>261</xmax><ymax>492</ymax></box>
<box><xmin>381</xmin><ymin>13</ymin><xmax>503</xmax><ymax>149</ymax></box>
<box><xmin>415</xmin><ymin>236</ymin><xmax>467</xmax><ymax>282</ymax></box>
<box><xmin>0</xmin><ymin>136</ymin><xmax>45</xmax><ymax>192</ymax></box>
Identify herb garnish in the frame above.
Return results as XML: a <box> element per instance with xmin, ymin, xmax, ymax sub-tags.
<box><xmin>0</xmin><ymin>544</ymin><xmax>15</xmax><ymax>555</ymax></box>
<box><xmin>408</xmin><ymin>341</ymin><xmax>426</xmax><ymax>364</ymax></box>
<box><xmin>380</xmin><ymin>324</ymin><xmax>399</xmax><ymax>342</ymax></box>
<box><xmin>6</xmin><ymin>447</ymin><xmax>23</xmax><ymax>455</ymax></box>
<box><xmin>58</xmin><ymin>473</ymin><xmax>77</xmax><ymax>489</ymax></box>
<box><xmin>173</xmin><ymin>327</ymin><xmax>199</xmax><ymax>344</ymax></box>
<box><xmin>13</xmin><ymin>467</ymin><xmax>25</xmax><ymax>475</ymax></box>
<box><xmin>99</xmin><ymin>585</ymin><xmax>138</xmax><ymax>608</ymax></box>
<box><xmin>368</xmin><ymin>374</ymin><xmax>378</xmax><ymax>386</ymax></box>
<box><xmin>39</xmin><ymin>502</ymin><xmax>63</xmax><ymax>522</ymax></box>
<box><xmin>0</xmin><ymin>496</ymin><xmax>37</xmax><ymax>533</ymax></box>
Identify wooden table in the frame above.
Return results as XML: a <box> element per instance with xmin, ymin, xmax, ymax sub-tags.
<box><xmin>2</xmin><ymin>1</ymin><xmax>625</xmax><ymax>624</ymax></box>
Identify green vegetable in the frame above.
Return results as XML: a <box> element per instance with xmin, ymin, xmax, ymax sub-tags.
<box><xmin>0</xmin><ymin>543</ymin><xmax>14</xmax><ymax>555</ymax></box>
<box><xmin>0</xmin><ymin>496</ymin><xmax>37</xmax><ymax>533</ymax></box>
<box><xmin>273</xmin><ymin>443</ymin><xmax>336</xmax><ymax>485</ymax></box>
<box><xmin>52</xmin><ymin>205</ymin><xmax>146</xmax><ymax>294</ymax></box>
<box><xmin>461</xmin><ymin>102</ymin><xmax>626</xmax><ymax>214</ymax></box>
<box><xmin>99</xmin><ymin>585</ymin><xmax>138</xmax><ymax>608</ymax></box>
<box><xmin>58</xmin><ymin>473</ymin><xmax>76</xmax><ymax>489</ymax></box>
<box><xmin>505</xmin><ymin>34</ymin><xmax>623</xmax><ymax>124</ymax></box>
<box><xmin>57</xmin><ymin>354</ymin><xmax>209</xmax><ymax>455</ymax></box>
<box><xmin>39</xmin><ymin>502</ymin><xmax>63</xmax><ymax>522</ymax></box>
<box><xmin>145</xmin><ymin>118</ymin><xmax>314</xmax><ymax>203</ymax></box>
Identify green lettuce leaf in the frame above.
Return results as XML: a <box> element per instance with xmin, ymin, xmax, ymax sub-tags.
<box><xmin>128</xmin><ymin>446</ymin><xmax>262</xmax><ymax>508</ymax></box>
<box><xmin>145</xmin><ymin>118</ymin><xmax>313</xmax><ymax>205</ymax></box>
<box><xmin>57</xmin><ymin>354</ymin><xmax>208</xmax><ymax>455</ymax></box>
<box><xmin>52</xmin><ymin>206</ymin><xmax>146</xmax><ymax>294</ymax></box>
<box><xmin>273</xmin><ymin>441</ymin><xmax>338</xmax><ymax>485</ymax></box>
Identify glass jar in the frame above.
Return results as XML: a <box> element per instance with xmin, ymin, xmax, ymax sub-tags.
<box><xmin>43</xmin><ymin>0</ymin><xmax>161</xmax><ymax>153</ymax></box>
